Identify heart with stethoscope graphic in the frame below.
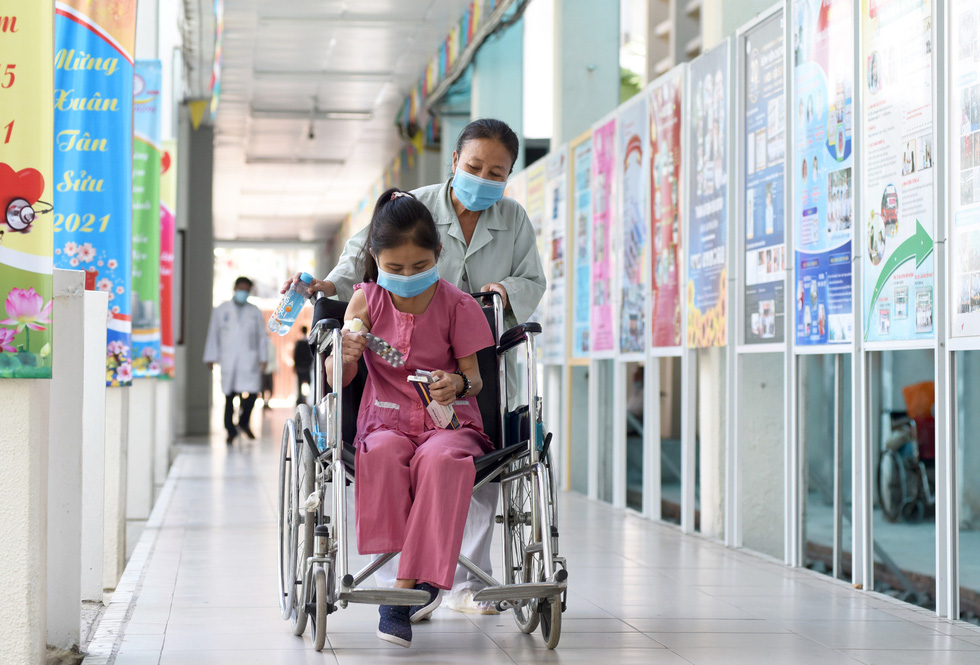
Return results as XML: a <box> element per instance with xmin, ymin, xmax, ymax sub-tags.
<box><xmin>1</xmin><ymin>162</ymin><xmax>53</xmax><ymax>234</ymax></box>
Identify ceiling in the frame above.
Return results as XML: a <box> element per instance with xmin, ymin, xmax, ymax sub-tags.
<box><xmin>211</xmin><ymin>0</ymin><xmax>475</xmax><ymax>243</ymax></box>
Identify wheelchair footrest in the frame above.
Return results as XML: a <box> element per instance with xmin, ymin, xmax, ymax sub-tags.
<box><xmin>472</xmin><ymin>581</ymin><xmax>566</xmax><ymax>603</ymax></box>
<box><xmin>339</xmin><ymin>587</ymin><xmax>431</xmax><ymax>606</ymax></box>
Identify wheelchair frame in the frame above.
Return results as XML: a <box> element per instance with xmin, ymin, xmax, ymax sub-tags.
<box><xmin>277</xmin><ymin>291</ymin><xmax>568</xmax><ymax>651</ymax></box>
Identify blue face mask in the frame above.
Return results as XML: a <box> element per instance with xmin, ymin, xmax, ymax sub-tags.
<box><xmin>451</xmin><ymin>168</ymin><xmax>507</xmax><ymax>212</ymax></box>
<box><xmin>233</xmin><ymin>289</ymin><xmax>249</xmax><ymax>304</ymax></box>
<box><xmin>376</xmin><ymin>264</ymin><xmax>439</xmax><ymax>298</ymax></box>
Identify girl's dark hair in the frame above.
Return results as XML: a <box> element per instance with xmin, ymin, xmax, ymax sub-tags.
<box><xmin>359</xmin><ymin>188</ymin><xmax>441</xmax><ymax>283</ymax></box>
<box><xmin>454</xmin><ymin>118</ymin><xmax>520</xmax><ymax>173</ymax></box>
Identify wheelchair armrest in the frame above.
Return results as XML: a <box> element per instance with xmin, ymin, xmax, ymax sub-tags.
<box><xmin>497</xmin><ymin>322</ymin><xmax>542</xmax><ymax>355</ymax></box>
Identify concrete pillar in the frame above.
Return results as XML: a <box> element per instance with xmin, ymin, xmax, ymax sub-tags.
<box><xmin>46</xmin><ymin>270</ymin><xmax>107</xmax><ymax>648</ymax></box>
<box><xmin>701</xmin><ymin>0</ymin><xmax>774</xmax><ymax>51</ymax></box>
<box><xmin>126</xmin><ymin>380</ymin><xmax>156</xmax><ymax>519</ymax></box>
<box><xmin>103</xmin><ymin>386</ymin><xmax>130</xmax><ymax>591</ymax></box>
<box><xmin>178</xmin><ymin>106</ymin><xmax>214</xmax><ymax>436</ymax></box>
<box><xmin>698</xmin><ymin>347</ymin><xmax>725</xmax><ymax>539</ymax></box>
<box><xmin>0</xmin><ymin>380</ymin><xmax>50</xmax><ymax>665</ymax></box>
<box><xmin>472</xmin><ymin>14</ymin><xmax>525</xmax><ymax>169</ymax></box>
<box><xmin>154</xmin><ymin>381</ymin><xmax>173</xmax><ymax>500</ymax></box>
<box><xmin>441</xmin><ymin>114</ymin><xmax>472</xmax><ymax>183</ymax></box>
<box><xmin>81</xmin><ymin>291</ymin><xmax>110</xmax><ymax>603</ymax></box>
<box><xmin>552</xmin><ymin>0</ymin><xmax>620</xmax><ymax>145</ymax></box>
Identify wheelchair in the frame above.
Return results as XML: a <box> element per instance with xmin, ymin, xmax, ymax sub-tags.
<box><xmin>277</xmin><ymin>291</ymin><xmax>568</xmax><ymax>651</ymax></box>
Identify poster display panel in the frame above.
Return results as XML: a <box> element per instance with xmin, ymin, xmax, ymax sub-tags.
<box><xmin>525</xmin><ymin>159</ymin><xmax>547</xmax><ymax>329</ymax></box>
<box><xmin>743</xmin><ymin>12</ymin><xmax>786</xmax><ymax>345</ymax></box>
<box><xmin>649</xmin><ymin>67</ymin><xmax>684</xmax><ymax>350</ymax></box>
<box><xmin>131</xmin><ymin>59</ymin><xmax>162</xmax><ymax>377</ymax></box>
<box><xmin>793</xmin><ymin>0</ymin><xmax>855</xmax><ymax>348</ymax></box>
<box><xmin>860</xmin><ymin>0</ymin><xmax>935</xmax><ymax>344</ymax></box>
<box><xmin>686</xmin><ymin>41</ymin><xmax>730</xmax><ymax>348</ymax></box>
<box><xmin>543</xmin><ymin>148</ymin><xmax>568</xmax><ymax>363</ymax></box>
<box><xmin>618</xmin><ymin>94</ymin><xmax>649</xmax><ymax>355</ymax></box>
<box><xmin>591</xmin><ymin>117</ymin><xmax>617</xmax><ymax>355</ymax></box>
<box><xmin>950</xmin><ymin>1</ymin><xmax>980</xmax><ymax>339</ymax></box>
<box><xmin>53</xmin><ymin>0</ymin><xmax>137</xmax><ymax>385</ymax></box>
<box><xmin>160</xmin><ymin>139</ymin><xmax>176</xmax><ymax>378</ymax></box>
<box><xmin>0</xmin><ymin>1</ymin><xmax>55</xmax><ymax>378</ymax></box>
<box><xmin>505</xmin><ymin>169</ymin><xmax>527</xmax><ymax>208</ymax></box>
<box><xmin>570</xmin><ymin>132</ymin><xmax>593</xmax><ymax>358</ymax></box>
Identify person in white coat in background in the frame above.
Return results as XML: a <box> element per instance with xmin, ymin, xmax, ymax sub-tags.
<box><xmin>283</xmin><ymin>118</ymin><xmax>546</xmax><ymax>616</ymax></box>
<box><xmin>204</xmin><ymin>276</ymin><xmax>268</xmax><ymax>444</ymax></box>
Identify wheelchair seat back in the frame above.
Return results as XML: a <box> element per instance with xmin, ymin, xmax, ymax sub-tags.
<box><xmin>311</xmin><ymin>296</ymin><xmax>503</xmax><ymax>450</ymax></box>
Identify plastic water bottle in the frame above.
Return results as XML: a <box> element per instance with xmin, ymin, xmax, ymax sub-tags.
<box><xmin>268</xmin><ymin>272</ymin><xmax>313</xmax><ymax>336</ymax></box>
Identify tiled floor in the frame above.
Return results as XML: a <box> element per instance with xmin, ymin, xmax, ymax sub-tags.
<box><xmin>86</xmin><ymin>409</ymin><xmax>980</xmax><ymax>665</ymax></box>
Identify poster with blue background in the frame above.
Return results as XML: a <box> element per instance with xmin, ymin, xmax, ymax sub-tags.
<box><xmin>743</xmin><ymin>12</ymin><xmax>786</xmax><ymax>345</ymax></box>
<box><xmin>686</xmin><ymin>40</ymin><xmax>730</xmax><ymax>348</ymax></box>
<box><xmin>793</xmin><ymin>0</ymin><xmax>855</xmax><ymax>347</ymax></box>
<box><xmin>53</xmin><ymin>0</ymin><xmax>136</xmax><ymax>385</ymax></box>
<box><xmin>570</xmin><ymin>132</ymin><xmax>592</xmax><ymax>359</ymax></box>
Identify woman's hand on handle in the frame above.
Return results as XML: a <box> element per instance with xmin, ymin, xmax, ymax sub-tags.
<box><xmin>280</xmin><ymin>272</ymin><xmax>337</xmax><ymax>297</ymax></box>
<box><xmin>479</xmin><ymin>282</ymin><xmax>509</xmax><ymax>309</ymax></box>
<box><xmin>429</xmin><ymin>370</ymin><xmax>462</xmax><ymax>406</ymax></box>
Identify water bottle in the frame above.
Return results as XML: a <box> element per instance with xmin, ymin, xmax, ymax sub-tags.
<box><xmin>268</xmin><ymin>272</ymin><xmax>313</xmax><ymax>336</ymax></box>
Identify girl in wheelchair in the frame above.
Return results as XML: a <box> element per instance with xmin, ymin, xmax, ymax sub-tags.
<box><xmin>324</xmin><ymin>188</ymin><xmax>495</xmax><ymax>647</ymax></box>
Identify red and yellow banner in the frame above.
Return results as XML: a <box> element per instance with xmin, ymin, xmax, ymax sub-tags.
<box><xmin>0</xmin><ymin>2</ymin><xmax>56</xmax><ymax>378</ymax></box>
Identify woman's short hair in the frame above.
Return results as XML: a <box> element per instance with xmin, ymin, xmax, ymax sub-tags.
<box><xmin>454</xmin><ymin>118</ymin><xmax>520</xmax><ymax>173</ymax></box>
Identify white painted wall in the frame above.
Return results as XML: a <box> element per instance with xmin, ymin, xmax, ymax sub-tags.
<box><xmin>0</xmin><ymin>380</ymin><xmax>50</xmax><ymax>665</ymax></box>
<box><xmin>698</xmin><ymin>347</ymin><xmax>726</xmax><ymax>539</ymax></box>
<box><xmin>127</xmin><ymin>380</ymin><xmax>156</xmax><ymax>520</ymax></box>
<box><xmin>81</xmin><ymin>291</ymin><xmax>109</xmax><ymax>603</ymax></box>
<box><xmin>103</xmin><ymin>387</ymin><xmax>130</xmax><ymax>591</ymax></box>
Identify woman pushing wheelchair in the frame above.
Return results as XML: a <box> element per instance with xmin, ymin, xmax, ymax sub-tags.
<box><xmin>283</xmin><ymin>119</ymin><xmax>546</xmax><ymax>622</ymax></box>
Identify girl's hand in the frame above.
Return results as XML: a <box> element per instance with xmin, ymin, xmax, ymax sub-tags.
<box><xmin>340</xmin><ymin>330</ymin><xmax>367</xmax><ymax>366</ymax></box>
<box><xmin>479</xmin><ymin>282</ymin><xmax>509</xmax><ymax>309</ymax></box>
<box><xmin>429</xmin><ymin>370</ymin><xmax>461</xmax><ymax>406</ymax></box>
<box><xmin>280</xmin><ymin>272</ymin><xmax>336</xmax><ymax>297</ymax></box>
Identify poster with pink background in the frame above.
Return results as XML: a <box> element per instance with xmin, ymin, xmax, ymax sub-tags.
<box><xmin>591</xmin><ymin>117</ymin><xmax>617</xmax><ymax>355</ymax></box>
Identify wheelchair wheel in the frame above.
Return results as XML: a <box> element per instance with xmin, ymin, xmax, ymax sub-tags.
<box><xmin>502</xmin><ymin>456</ymin><xmax>540</xmax><ymax>634</ymax></box>
<box><xmin>539</xmin><ymin>595</ymin><xmax>562</xmax><ymax>649</ymax></box>
<box><xmin>291</xmin><ymin>405</ymin><xmax>316</xmax><ymax>636</ymax></box>
<box><xmin>310</xmin><ymin>566</ymin><xmax>329</xmax><ymax>652</ymax></box>
<box><xmin>877</xmin><ymin>449</ymin><xmax>907</xmax><ymax>523</ymax></box>
<box><xmin>277</xmin><ymin>418</ymin><xmax>298</xmax><ymax>621</ymax></box>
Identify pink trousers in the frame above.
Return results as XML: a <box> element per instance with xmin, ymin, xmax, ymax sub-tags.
<box><xmin>354</xmin><ymin>427</ymin><xmax>487</xmax><ymax>590</ymax></box>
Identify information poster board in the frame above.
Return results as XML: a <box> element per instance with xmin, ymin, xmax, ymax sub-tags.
<box><xmin>686</xmin><ymin>41</ymin><xmax>730</xmax><ymax>348</ymax></box>
<box><xmin>860</xmin><ymin>0</ymin><xmax>935</xmax><ymax>344</ymax></box>
<box><xmin>591</xmin><ymin>116</ymin><xmax>617</xmax><ymax>356</ymax></box>
<box><xmin>543</xmin><ymin>148</ymin><xmax>568</xmax><ymax>363</ymax></box>
<box><xmin>570</xmin><ymin>132</ymin><xmax>593</xmax><ymax>358</ymax></box>
<box><xmin>950</xmin><ymin>0</ymin><xmax>980</xmax><ymax>339</ymax></box>
<box><xmin>618</xmin><ymin>94</ymin><xmax>649</xmax><ymax>355</ymax></box>
<box><xmin>649</xmin><ymin>67</ymin><xmax>684</xmax><ymax>350</ymax></box>
<box><xmin>53</xmin><ymin>0</ymin><xmax>137</xmax><ymax>386</ymax></box>
<box><xmin>131</xmin><ymin>59</ymin><xmax>162</xmax><ymax>377</ymax></box>
<box><xmin>160</xmin><ymin>140</ymin><xmax>176</xmax><ymax>378</ymax></box>
<box><xmin>743</xmin><ymin>12</ymin><xmax>786</xmax><ymax>345</ymax></box>
<box><xmin>794</xmin><ymin>0</ymin><xmax>855</xmax><ymax>348</ymax></box>
<box><xmin>505</xmin><ymin>169</ymin><xmax>527</xmax><ymax>208</ymax></box>
<box><xmin>0</xmin><ymin>2</ymin><xmax>55</xmax><ymax>378</ymax></box>
<box><xmin>525</xmin><ymin>159</ymin><xmax>547</xmax><ymax>329</ymax></box>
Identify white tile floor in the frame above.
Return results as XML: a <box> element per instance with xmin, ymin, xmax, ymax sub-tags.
<box><xmin>86</xmin><ymin>409</ymin><xmax>980</xmax><ymax>665</ymax></box>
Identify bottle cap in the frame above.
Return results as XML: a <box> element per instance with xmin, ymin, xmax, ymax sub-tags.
<box><xmin>299</xmin><ymin>272</ymin><xmax>314</xmax><ymax>283</ymax></box>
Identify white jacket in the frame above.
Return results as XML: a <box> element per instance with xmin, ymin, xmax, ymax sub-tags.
<box><xmin>203</xmin><ymin>300</ymin><xmax>268</xmax><ymax>394</ymax></box>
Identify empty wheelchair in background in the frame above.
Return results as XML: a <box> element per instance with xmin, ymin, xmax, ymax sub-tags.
<box><xmin>877</xmin><ymin>381</ymin><xmax>936</xmax><ymax>524</ymax></box>
<box><xmin>277</xmin><ymin>291</ymin><xmax>567</xmax><ymax>651</ymax></box>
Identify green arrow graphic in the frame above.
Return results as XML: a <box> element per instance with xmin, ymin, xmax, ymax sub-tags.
<box><xmin>865</xmin><ymin>219</ymin><xmax>933</xmax><ymax>340</ymax></box>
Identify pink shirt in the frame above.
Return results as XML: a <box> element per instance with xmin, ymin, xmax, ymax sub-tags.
<box><xmin>354</xmin><ymin>280</ymin><xmax>495</xmax><ymax>448</ymax></box>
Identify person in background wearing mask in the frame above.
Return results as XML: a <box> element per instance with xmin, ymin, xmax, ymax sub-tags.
<box><xmin>204</xmin><ymin>276</ymin><xmax>268</xmax><ymax>444</ymax></box>
<box><xmin>282</xmin><ymin>118</ymin><xmax>546</xmax><ymax>615</ymax></box>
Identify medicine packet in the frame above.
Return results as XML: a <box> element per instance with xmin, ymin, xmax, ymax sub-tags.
<box><xmin>407</xmin><ymin>370</ymin><xmax>461</xmax><ymax>430</ymax></box>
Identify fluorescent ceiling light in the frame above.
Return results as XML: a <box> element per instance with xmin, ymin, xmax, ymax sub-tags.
<box><xmin>245</xmin><ymin>156</ymin><xmax>346</xmax><ymax>165</ymax></box>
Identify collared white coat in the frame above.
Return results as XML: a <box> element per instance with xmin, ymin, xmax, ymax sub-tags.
<box><xmin>326</xmin><ymin>179</ymin><xmax>546</xmax><ymax>331</ymax></box>
<box><xmin>203</xmin><ymin>300</ymin><xmax>269</xmax><ymax>395</ymax></box>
